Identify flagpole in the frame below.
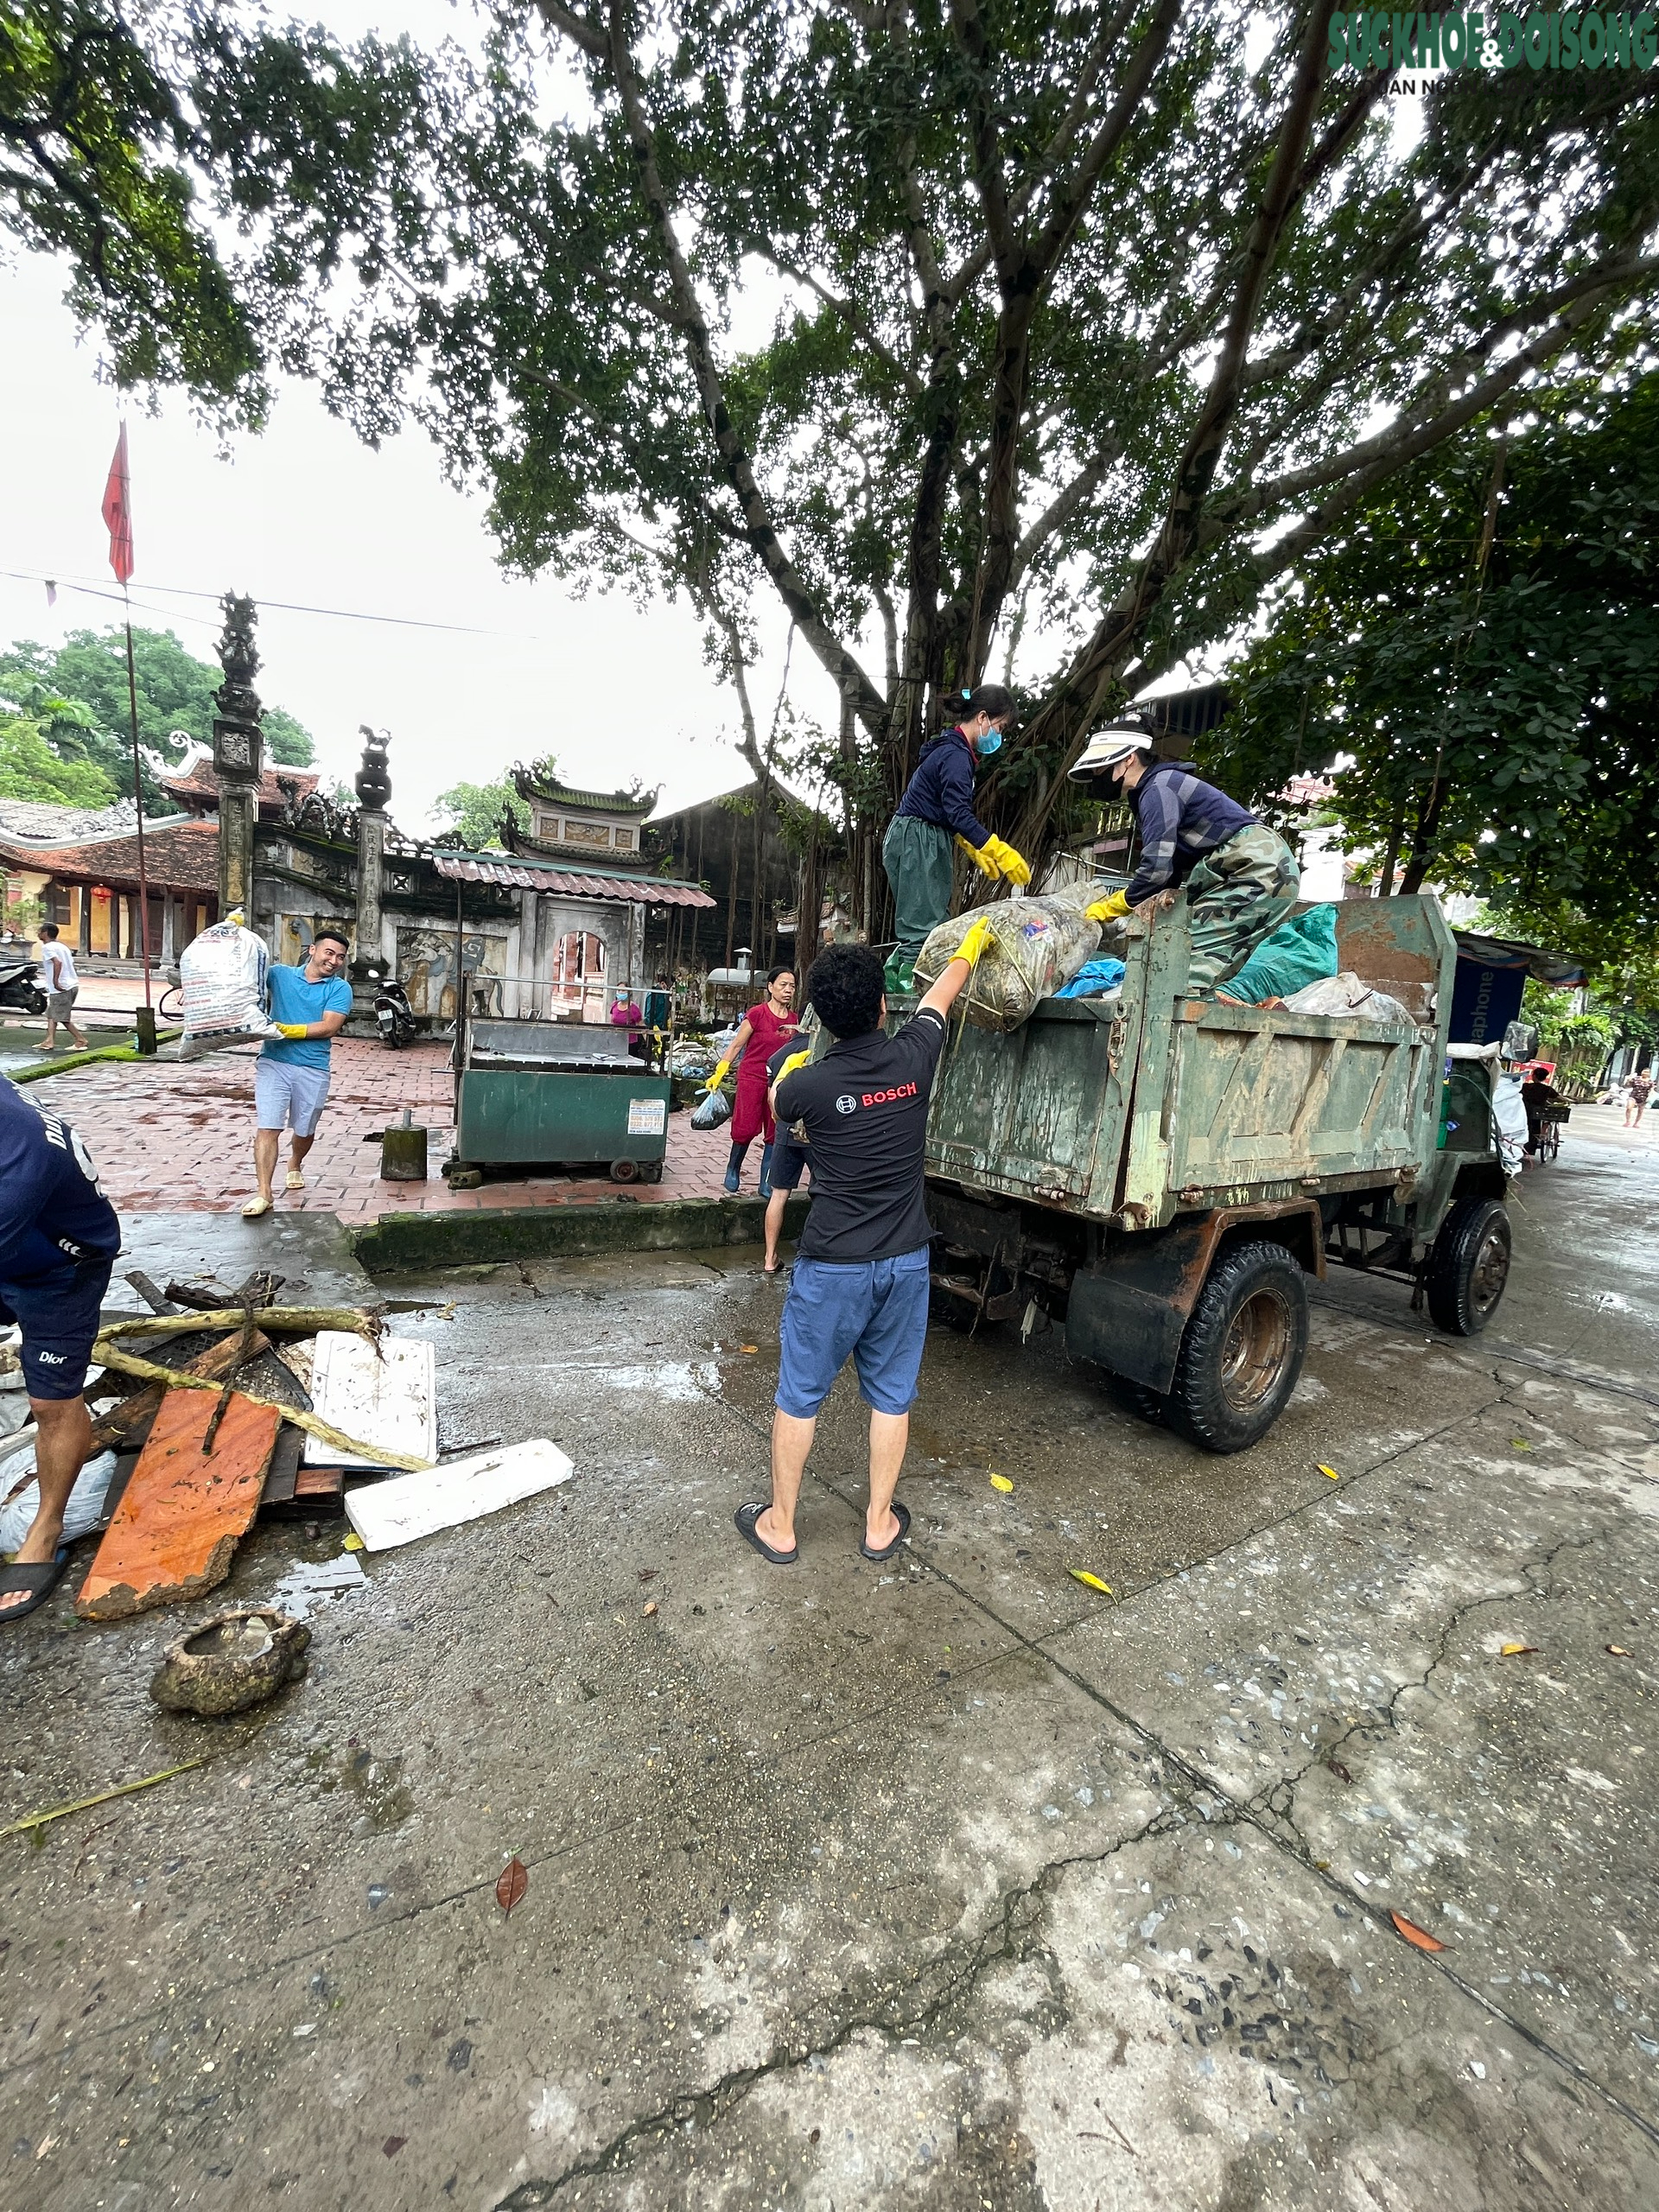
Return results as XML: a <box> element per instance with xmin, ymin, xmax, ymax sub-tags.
<box><xmin>121</xmin><ymin>586</ymin><xmax>155</xmax><ymax>1009</ymax></box>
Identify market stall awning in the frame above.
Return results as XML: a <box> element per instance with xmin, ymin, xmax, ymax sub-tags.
<box><xmin>431</xmin><ymin>851</ymin><xmax>715</xmax><ymax>907</ymax></box>
<box><xmin>1452</xmin><ymin>931</ymin><xmax>1588</xmax><ymax>988</ymax></box>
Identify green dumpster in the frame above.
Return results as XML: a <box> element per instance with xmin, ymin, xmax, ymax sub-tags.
<box><xmin>451</xmin><ymin>1019</ymin><xmax>671</xmax><ymax>1185</ymax></box>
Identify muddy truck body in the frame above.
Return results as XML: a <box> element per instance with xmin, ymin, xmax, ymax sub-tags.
<box><xmin>922</xmin><ymin>893</ymin><xmax>1510</xmax><ymax>1452</ymax></box>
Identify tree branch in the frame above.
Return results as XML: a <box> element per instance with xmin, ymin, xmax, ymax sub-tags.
<box><xmin>531</xmin><ymin>0</ymin><xmax>887</xmax><ymax>737</ymax></box>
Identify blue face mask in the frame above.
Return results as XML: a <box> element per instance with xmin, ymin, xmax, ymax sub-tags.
<box><xmin>975</xmin><ymin>729</ymin><xmax>1003</xmax><ymax>757</ymax></box>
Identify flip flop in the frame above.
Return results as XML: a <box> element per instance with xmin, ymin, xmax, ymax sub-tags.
<box><xmin>241</xmin><ymin>1195</ymin><xmax>272</xmax><ymax>1218</ymax></box>
<box><xmin>0</xmin><ymin>1548</ymin><xmax>71</xmax><ymax>1625</ymax></box>
<box><xmin>860</xmin><ymin>1499</ymin><xmax>910</xmax><ymax>1563</ymax></box>
<box><xmin>734</xmin><ymin>1501</ymin><xmax>798</xmax><ymax>1567</ymax></box>
<box><xmin>284</xmin><ymin>1172</ymin><xmax>306</xmax><ymax>1192</ymax></box>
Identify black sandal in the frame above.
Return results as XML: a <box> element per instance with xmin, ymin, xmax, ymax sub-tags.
<box><xmin>0</xmin><ymin>1548</ymin><xmax>71</xmax><ymax>1626</ymax></box>
<box><xmin>734</xmin><ymin>1502</ymin><xmax>798</xmax><ymax>1567</ymax></box>
<box><xmin>860</xmin><ymin>1499</ymin><xmax>910</xmax><ymax>1562</ymax></box>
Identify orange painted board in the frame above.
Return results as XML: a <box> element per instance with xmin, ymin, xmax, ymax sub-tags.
<box><xmin>76</xmin><ymin>1389</ymin><xmax>281</xmax><ymax>1621</ymax></box>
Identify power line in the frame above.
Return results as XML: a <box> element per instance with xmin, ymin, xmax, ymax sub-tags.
<box><xmin>1</xmin><ymin>568</ymin><xmax>521</xmax><ymax>639</ymax></box>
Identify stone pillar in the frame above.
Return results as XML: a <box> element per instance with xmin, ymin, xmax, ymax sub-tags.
<box><xmin>212</xmin><ymin>595</ymin><xmax>264</xmax><ymax>927</ymax></box>
<box><xmin>351</xmin><ymin>729</ymin><xmax>392</xmax><ymax>1023</ymax></box>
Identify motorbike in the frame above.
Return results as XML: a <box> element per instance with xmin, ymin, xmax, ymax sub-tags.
<box><xmin>370</xmin><ymin>971</ymin><xmax>419</xmax><ymax>1049</ymax></box>
<box><xmin>0</xmin><ymin>957</ymin><xmax>48</xmax><ymax>1017</ymax></box>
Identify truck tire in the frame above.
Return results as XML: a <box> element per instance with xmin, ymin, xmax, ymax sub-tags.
<box><xmin>1166</xmin><ymin>1240</ymin><xmax>1309</xmax><ymax>1454</ymax></box>
<box><xmin>1424</xmin><ymin>1198</ymin><xmax>1510</xmax><ymax>1335</ymax></box>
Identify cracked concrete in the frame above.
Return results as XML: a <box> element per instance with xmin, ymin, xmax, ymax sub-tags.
<box><xmin>0</xmin><ymin>1132</ymin><xmax>1655</xmax><ymax>2207</ymax></box>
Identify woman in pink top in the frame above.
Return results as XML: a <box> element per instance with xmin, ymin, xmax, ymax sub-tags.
<box><xmin>719</xmin><ymin>967</ymin><xmax>797</xmax><ymax>1196</ymax></box>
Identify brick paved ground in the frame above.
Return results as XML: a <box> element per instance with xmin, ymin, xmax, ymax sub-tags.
<box><xmin>29</xmin><ymin>1039</ymin><xmax>748</xmax><ymax>1225</ymax></box>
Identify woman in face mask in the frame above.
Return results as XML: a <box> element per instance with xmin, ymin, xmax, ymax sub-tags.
<box><xmin>880</xmin><ymin>683</ymin><xmax>1030</xmax><ymax>994</ymax></box>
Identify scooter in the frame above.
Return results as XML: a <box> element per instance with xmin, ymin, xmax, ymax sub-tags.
<box><xmin>0</xmin><ymin>957</ymin><xmax>48</xmax><ymax>1016</ymax></box>
<box><xmin>371</xmin><ymin>971</ymin><xmax>419</xmax><ymax>1048</ymax></box>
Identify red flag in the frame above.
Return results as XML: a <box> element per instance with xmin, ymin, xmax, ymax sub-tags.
<box><xmin>102</xmin><ymin>425</ymin><xmax>134</xmax><ymax>583</ymax></box>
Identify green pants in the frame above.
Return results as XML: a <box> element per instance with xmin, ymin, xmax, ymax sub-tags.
<box><xmin>883</xmin><ymin>814</ymin><xmax>955</xmax><ymax>979</ymax></box>
<box><xmin>1184</xmin><ymin>823</ymin><xmax>1301</xmax><ymax>993</ymax></box>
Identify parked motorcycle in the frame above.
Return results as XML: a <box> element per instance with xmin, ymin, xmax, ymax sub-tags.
<box><xmin>370</xmin><ymin>971</ymin><xmax>419</xmax><ymax>1049</ymax></box>
<box><xmin>0</xmin><ymin>957</ymin><xmax>48</xmax><ymax>1017</ymax></box>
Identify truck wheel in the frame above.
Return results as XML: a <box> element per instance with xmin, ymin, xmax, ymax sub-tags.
<box><xmin>609</xmin><ymin>1158</ymin><xmax>641</xmax><ymax>1184</ymax></box>
<box><xmin>1166</xmin><ymin>1241</ymin><xmax>1309</xmax><ymax>1454</ymax></box>
<box><xmin>1424</xmin><ymin>1198</ymin><xmax>1510</xmax><ymax>1335</ymax></box>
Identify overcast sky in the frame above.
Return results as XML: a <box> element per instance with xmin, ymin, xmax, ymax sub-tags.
<box><xmin>0</xmin><ymin>2</ymin><xmax>829</xmax><ymax>834</ymax></box>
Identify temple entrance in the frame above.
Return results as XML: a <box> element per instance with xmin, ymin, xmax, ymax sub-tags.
<box><xmin>550</xmin><ymin>929</ymin><xmax>607</xmax><ymax>1019</ymax></box>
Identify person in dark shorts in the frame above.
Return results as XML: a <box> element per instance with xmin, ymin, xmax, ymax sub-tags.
<box><xmin>762</xmin><ymin>1036</ymin><xmax>812</xmax><ymax>1274</ymax></box>
<box><xmin>0</xmin><ymin>1077</ymin><xmax>121</xmax><ymax>1622</ymax></box>
<box><xmin>734</xmin><ymin>924</ymin><xmax>991</xmax><ymax>1568</ymax></box>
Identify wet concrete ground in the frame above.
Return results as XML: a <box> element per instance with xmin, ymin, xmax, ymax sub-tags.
<box><xmin>1</xmin><ymin>1132</ymin><xmax>1656</xmax><ymax>2209</ymax></box>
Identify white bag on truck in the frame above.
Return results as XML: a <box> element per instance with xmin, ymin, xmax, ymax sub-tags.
<box><xmin>912</xmin><ymin>886</ymin><xmax>1103</xmax><ymax>1033</ymax></box>
<box><xmin>177</xmin><ymin>913</ymin><xmax>276</xmax><ymax>1059</ymax></box>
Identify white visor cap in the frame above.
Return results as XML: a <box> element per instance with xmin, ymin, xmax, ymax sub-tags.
<box><xmin>1068</xmin><ymin>722</ymin><xmax>1150</xmax><ymax>781</ymax></box>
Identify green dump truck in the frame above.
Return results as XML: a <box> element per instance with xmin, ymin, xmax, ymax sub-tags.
<box><xmin>923</xmin><ymin>892</ymin><xmax>1510</xmax><ymax>1452</ymax></box>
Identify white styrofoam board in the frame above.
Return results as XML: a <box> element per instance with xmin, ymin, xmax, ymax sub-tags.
<box><xmin>343</xmin><ymin>1439</ymin><xmax>574</xmax><ymax>1552</ymax></box>
<box><xmin>302</xmin><ymin>1332</ymin><xmax>438</xmax><ymax>1470</ymax></box>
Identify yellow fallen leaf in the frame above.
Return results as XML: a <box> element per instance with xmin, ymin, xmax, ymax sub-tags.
<box><xmin>1318</xmin><ymin>1464</ymin><xmax>1340</xmax><ymax>1481</ymax></box>
<box><xmin>1068</xmin><ymin>1569</ymin><xmax>1113</xmax><ymax>1595</ymax></box>
<box><xmin>1511</xmin><ymin>1438</ymin><xmax>1531</xmax><ymax>1451</ymax></box>
<box><xmin>740</xmin><ymin>1344</ymin><xmax>759</xmax><ymax>1354</ymax></box>
<box><xmin>341</xmin><ymin>1533</ymin><xmax>364</xmax><ymax>1553</ymax></box>
<box><xmin>1499</xmin><ymin>1642</ymin><xmax>1538</xmax><ymax>1656</ymax></box>
<box><xmin>1607</xmin><ymin>1643</ymin><xmax>1632</xmax><ymax>1657</ymax></box>
<box><xmin>989</xmin><ymin>1473</ymin><xmax>1014</xmax><ymax>1494</ymax></box>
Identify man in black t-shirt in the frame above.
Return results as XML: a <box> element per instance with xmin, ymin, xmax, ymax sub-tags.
<box><xmin>734</xmin><ymin>925</ymin><xmax>990</xmax><ymax>1569</ymax></box>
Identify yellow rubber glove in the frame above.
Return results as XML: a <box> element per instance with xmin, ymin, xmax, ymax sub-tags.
<box><xmin>955</xmin><ymin>835</ymin><xmax>1001</xmax><ymax>880</ymax></box>
<box><xmin>982</xmin><ymin>836</ymin><xmax>1031</xmax><ymax>887</ymax></box>
<box><xmin>702</xmin><ymin>1058</ymin><xmax>731</xmax><ymax>1093</ymax></box>
<box><xmin>774</xmin><ymin>1047</ymin><xmax>810</xmax><ymax>1082</ymax></box>
<box><xmin>953</xmin><ymin>916</ymin><xmax>995</xmax><ymax>969</ymax></box>
<box><xmin>1085</xmin><ymin>888</ymin><xmax>1131</xmax><ymax>924</ymax></box>
<box><xmin>276</xmin><ymin>1022</ymin><xmax>309</xmax><ymax>1039</ymax></box>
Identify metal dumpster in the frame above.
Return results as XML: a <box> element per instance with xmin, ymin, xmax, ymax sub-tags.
<box><xmin>450</xmin><ymin>1018</ymin><xmax>671</xmax><ymax>1185</ymax></box>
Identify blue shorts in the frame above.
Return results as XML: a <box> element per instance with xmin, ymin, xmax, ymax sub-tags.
<box><xmin>770</xmin><ymin>1132</ymin><xmax>810</xmax><ymax>1192</ymax></box>
<box><xmin>776</xmin><ymin>1247</ymin><xmax>930</xmax><ymax>1419</ymax></box>
<box><xmin>0</xmin><ymin>1261</ymin><xmax>113</xmax><ymax>1402</ymax></box>
<box><xmin>255</xmin><ymin>1058</ymin><xmax>332</xmax><ymax>1137</ymax></box>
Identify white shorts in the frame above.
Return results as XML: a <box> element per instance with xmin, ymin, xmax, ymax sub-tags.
<box><xmin>255</xmin><ymin>1058</ymin><xmax>332</xmax><ymax>1137</ymax></box>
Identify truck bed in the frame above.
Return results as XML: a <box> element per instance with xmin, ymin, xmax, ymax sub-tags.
<box><xmin>925</xmin><ymin>894</ymin><xmax>1455</xmax><ymax>1228</ymax></box>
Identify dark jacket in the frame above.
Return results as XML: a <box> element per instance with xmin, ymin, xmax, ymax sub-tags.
<box><xmin>894</xmin><ymin>729</ymin><xmax>991</xmax><ymax>848</ymax></box>
<box><xmin>1125</xmin><ymin>761</ymin><xmax>1256</xmax><ymax>905</ymax></box>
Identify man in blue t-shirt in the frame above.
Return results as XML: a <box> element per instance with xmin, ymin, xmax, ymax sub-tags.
<box><xmin>0</xmin><ymin>1077</ymin><xmax>122</xmax><ymax>1623</ymax></box>
<box><xmin>244</xmin><ymin>926</ymin><xmax>355</xmax><ymax>1218</ymax></box>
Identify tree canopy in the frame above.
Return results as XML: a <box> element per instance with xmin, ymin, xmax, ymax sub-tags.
<box><xmin>0</xmin><ymin>623</ymin><xmax>316</xmax><ymax>810</ymax></box>
<box><xmin>6</xmin><ymin>3</ymin><xmax>1656</xmax><ymax>927</ymax></box>
<box><xmin>433</xmin><ymin>774</ymin><xmax>530</xmax><ymax>850</ymax></box>
<box><xmin>0</xmin><ymin>707</ymin><xmax>116</xmax><ymax>804</ymax></box>
<box><xmin>1207</xmin><ymin>374</ymin><xmax>1659</xmax><ymax>969</ymax></box>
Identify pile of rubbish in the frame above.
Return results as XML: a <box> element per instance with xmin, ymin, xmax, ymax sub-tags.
<box><xmin>913</xmin><ymin>885</ymin><xmax>1106</xmax><ymax>1030</ymax></box>
<box><xmin>1</xmin><ymin>1267</ymin><xmax>571</xmax><ymax>1658</ymax></box>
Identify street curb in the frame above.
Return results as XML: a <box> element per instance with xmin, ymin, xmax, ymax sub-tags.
<box><xmin>349</xmin><ymin>1192</ymin><xmax>810</xmax><ymax>1273</ymax></box>
<box><xmin>8</xmin><ymin>1031</ymin><xmax>185</xmax><ymax>1084</ymax></box>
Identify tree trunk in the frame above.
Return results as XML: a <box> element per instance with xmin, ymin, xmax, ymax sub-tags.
<box><xmin>1377</xmin><ymin>808</ymin><xmax>1405</xmax><ymax>898</ymax></box>
<box><xmin>796</xmin><ymin>800</ymin><xmax>821</xmax><ymax>978</ymax></box>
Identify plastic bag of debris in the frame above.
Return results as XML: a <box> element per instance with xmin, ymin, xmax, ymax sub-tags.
<box><xmin>912</xmin><ymin>887</ymin><xmax>1103</xmax><ymax>1033</ymax></box>
<box><xmin>0</xmin><ymin>1448</ymin><xmax>118</xmax><ymax>1554</ymax></box>
<box><xmin>1282</xmin><ymin>971</ymin><xmax>1414</xmax><ymax>1026</ymax></box>
<box><xmin>176</xmin><ymin>914</ymin><xmax>277</xmax><ymax>1058</ymax></box>
<box><xmin>689</xmin><ymin>1085</ymin><xmax>733</xmax><ymax>1130</ymax></box>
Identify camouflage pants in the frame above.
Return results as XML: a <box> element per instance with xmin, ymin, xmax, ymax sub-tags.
<box><xmin>1184</xmin><ymin>824</ymin><xmax>1301</xmax><ymax>993</ymax></box>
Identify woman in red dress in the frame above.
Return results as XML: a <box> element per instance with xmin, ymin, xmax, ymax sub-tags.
<box><xmin>712</xmin><ymin>966</ymin><xmax>797</xmax><ymax>1195</ymax></box>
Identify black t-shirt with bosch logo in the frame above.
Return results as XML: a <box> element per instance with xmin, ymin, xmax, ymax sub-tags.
<box><xmin>772</xmin><ymin>1010</ymin><xmax>946</xmax><ymax>1262</ymax></box>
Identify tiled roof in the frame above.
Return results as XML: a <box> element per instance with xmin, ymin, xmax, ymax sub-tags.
<box><xmin>511</xmin><ymin>767</ymin><xmax>659</xmax><ymax>815</ymax></box>
<box><xmin>162</xmin><ymin>763</ymin><xmax>319</xmax><ymax>807</ymax></box>
<box><xmin>0</xmin><ymin>817</ymin><xmax>220</xmax><ymax>893</ymax></box>
<box><xmin>0</xmin><ymin>797</ymin><xmax>140</xmax><ymax>842</ymax></box>
<box><xmin>431</xmin><ymin>852</ymin><xmax>715</xmax><ymax>907</ymax></box>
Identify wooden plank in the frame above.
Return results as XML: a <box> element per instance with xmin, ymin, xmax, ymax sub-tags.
<box><xmin>302</xmin><ymin>1332</ymin><xmax>436</xmax><ymax>1471</ymax></box>
<box><xmin>259</xmin><ymin>1426</ymin><xmax>303</xmax><ymax>1509</ymax></box>
<box><xmin>345</xmin><ymin>1440</ymin><xmax>573</xmax><ymax>1553</ymax></box>
<box><xmin>76</xmin><ymin>1389</ymin><xmax>281</xmax><ymax>1621</ymax></box>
